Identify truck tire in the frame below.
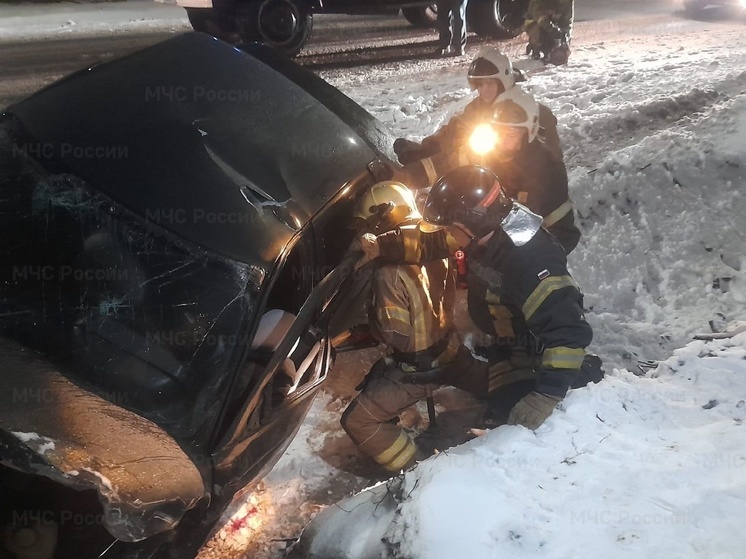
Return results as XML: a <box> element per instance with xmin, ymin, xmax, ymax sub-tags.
<box><xmin>467</xmin><ymin>0</ymin><xmax>528</xmax><ymax>39</ymax></box>
<box><xmin>237</xmin><ymin>0</ymin><xmax>313</xmax><ymax>57</ymax></box>
<box><xmin>401</xmin><ymin>4</ymin><xmax>438</xmax><ymax>28</ymax></box>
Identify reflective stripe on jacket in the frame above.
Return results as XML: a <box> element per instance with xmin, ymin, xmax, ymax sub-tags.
<box><xmin>370</xmin><ymin>259</ymin><xmax>460</xmax><ymax>371</ymax></box>
<box><xmin>401</xmin><ymin>99</ymin><xmax>580</xmax><ymax>253</ymax></box>
<box><xmin>377</xmin><ymin>225</ymin><xmax>592</xmax><ymax>373</ymax></box>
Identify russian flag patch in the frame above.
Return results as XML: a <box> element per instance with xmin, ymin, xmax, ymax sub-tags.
<box><xmin>537</xmin><ymin>269</ymin><xmax>550</xmax><ymax>280</ymax></box>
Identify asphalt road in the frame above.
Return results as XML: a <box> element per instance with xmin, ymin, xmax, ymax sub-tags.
<box><xmin>0</xmin><ymin>0</ymin><xmax>692</xmax><ymax>110</ymax></box>
<box><xmin>2</xmin><ymin>13</ymin><xmax>435</xmax><ymax>110</ymax></box>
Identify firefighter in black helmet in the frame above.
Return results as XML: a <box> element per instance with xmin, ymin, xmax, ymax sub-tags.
<box><xmin>353</xmin><ymin>166</ymin><xmax>599</xmax><ymax>430</ymax></box>
<box><xmin>341</xmin><ymin>181</ymin><xmax>490</xmax><ymax>472</ymax></box>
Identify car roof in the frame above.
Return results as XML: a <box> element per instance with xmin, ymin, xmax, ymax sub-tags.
<box><xmin>4</xmin><ymin>34</ymin><xmax>397</xmax><ymax>267</ymax></box>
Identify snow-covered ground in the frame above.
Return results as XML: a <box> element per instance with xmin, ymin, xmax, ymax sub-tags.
<box><xmin>214</xmin><ymin>16</ymin><xmax>746</xmax><ymax>559</ymax></box>
<box><xmin>2</xmin><ymin>2</ymin><xmax>745</xmax><ymax>558</ymax></box>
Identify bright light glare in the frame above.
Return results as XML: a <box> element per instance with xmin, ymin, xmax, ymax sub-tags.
<box><xmin>196</xmin><ymin>492</ymin><xmax>271</xmax><ymax>557</ymax></box>
<box><xmin>468</xmin><ymin>124</ymin><xmax>498</xmax><ymax>155</ymax></box>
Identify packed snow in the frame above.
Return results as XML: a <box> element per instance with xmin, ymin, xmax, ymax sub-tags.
<box><xmin>247</xmin><ymin>17</ymin><xmax>746</xmax><ymax>559</ymax></box>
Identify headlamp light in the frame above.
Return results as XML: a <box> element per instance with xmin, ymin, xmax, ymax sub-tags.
<box><xmin>468</xmin><ymin>123</ymin><xmax>498</xmax><ymax>155</ymax></box>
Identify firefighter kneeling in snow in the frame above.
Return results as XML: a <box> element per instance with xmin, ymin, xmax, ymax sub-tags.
<box><xmin>341</xmin><ymin>181</ymin><xmax>489</xmax><ymax>473</ymax></box>
<box><xmin>524</xmin><ymin>0</ymin><xmax>574</xmax><ymax>65</ymax></box>
<box><xmin>353</xmin><ymin>166</ymin><xmax>602</xmax><ymax>434</ymax></box>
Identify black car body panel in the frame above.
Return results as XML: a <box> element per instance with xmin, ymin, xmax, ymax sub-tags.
<box><xmin>8</xmin><ymin>34</ymin><xmax>396</xmax><ymax>267</ymax></box>
<box><xmin>0</xmin><ymin>33</ymin><xmax>392</xmax><ymax>558</ymax></box>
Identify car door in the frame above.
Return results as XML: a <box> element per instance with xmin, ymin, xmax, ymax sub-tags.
<box><xmin>210</xmin><ymin>235</ymin><xmax>360</xmax><ymax>496</ymax></box>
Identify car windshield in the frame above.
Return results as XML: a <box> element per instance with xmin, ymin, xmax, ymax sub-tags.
<box><xmin>0</xmin><ymin>117</ymin><xmax>259</xmax><ymax>444</ymax></box>
<box><xmin>6</xmin><ymin>34</ymin><xmax>394</xmax><ymax>266</ymax></box>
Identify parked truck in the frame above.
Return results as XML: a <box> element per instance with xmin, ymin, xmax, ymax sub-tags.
<box><xmin>158</xmin><ymin>0</ymin><xmax>529</xmax><ymax>56</ymax></box>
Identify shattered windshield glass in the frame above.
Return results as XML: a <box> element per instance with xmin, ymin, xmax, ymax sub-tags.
<box><xmin>0</xmin><ymin>117</ymin><xmax>260</xmax><ymax>442</ymax></box>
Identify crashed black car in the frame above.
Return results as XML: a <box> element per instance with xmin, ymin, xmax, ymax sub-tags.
<box><xmin>0</xmin><ymin>33</ymin><xmax>395</xmax><ymax>559</ymax></box>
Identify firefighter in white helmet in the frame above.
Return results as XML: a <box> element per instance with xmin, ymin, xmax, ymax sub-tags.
<box><xmin>486</xmin><ymin>88</ymin><xmax>579</xmax><ymax>253</ymax></box>
<box><xmin>392</xmin><ymin>51</ymin><xmax>578</xmax><ymax>254</ymax></box>
<box><xmin>393</xmin><ymin>47</ymin><xmax>516</xmax><ymax>168</ymax></box>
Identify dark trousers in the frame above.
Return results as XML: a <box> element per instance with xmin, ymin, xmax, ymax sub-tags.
<box><xmin>437</xmin><ymin>0</ymin><xmax>468</xmax><ymax>49</ymax></box>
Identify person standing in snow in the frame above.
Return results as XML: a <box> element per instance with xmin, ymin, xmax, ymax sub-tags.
<box><xmin>435</xmin><ymin>0</ymin><xmax>469</xmax><ymax>57</ymax></box>
<box><xmin>392</xmin><ymin>49</ymin><xmax>579</xmax><ymax>254</ymax></box>
<box><xmin>341</xmin><ymin>181</ymin><xmax>491</xmax><ymax>472</ymax></box>
<box><xmin>352</xmin><ymin>166</ymin><xmax>598</xmax><ymax>430</ymax></box>
<box><xmin>524</xmin><ymin>0</ymin><xmax>574</xmax><ymax>65</ymax></box>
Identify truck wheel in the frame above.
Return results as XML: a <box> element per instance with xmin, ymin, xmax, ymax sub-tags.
<box><xmin>185</xmin><ymin>7</ymin><xmax>240</xmax><ymax>43</ymax></box>
<box><xmin>237</xmin><ymin>0</ymin><xmax>313</xmax><ymax>57</ymax></box>
<box><xmin>467</xmin><ymin>0</ymin><xmax>528</xmax><ymax>39</ymax></box>
<box><xmin>401</xmin><ymin>4</ymin><xmax>438</xmax><ymax>28</ymax></box>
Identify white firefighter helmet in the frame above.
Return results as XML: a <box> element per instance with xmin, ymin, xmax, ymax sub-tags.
<box><xmin>353</xmin><ymin>181</ymin><xmax>421</xmax><ymax>235</ymax></box>
<box><xmin>467</xmin><ymin>47</ymin><xmax>515</xmax><ymax>94</ymax></box>
<box><xmin>491</xmin><ymin>88</ymin><xmax>541</xmax><ymax>144</ymax></box>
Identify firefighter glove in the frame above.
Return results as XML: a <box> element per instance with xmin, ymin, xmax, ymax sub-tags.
<box><xmin>507</xmin><ymin>391</ymin><xmax>561</xmax><ymax>430</ymax></box>
<box><xmin>394</xmin><ymin>138</ymin><xmax>438</xmax><ymax>165</ymax></box>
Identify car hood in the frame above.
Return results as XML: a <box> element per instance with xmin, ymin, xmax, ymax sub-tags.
<box><xmin>0</xmin><ymin>337</ymin><xmax>207</xmax><ymax>542</ymax></box>
<box><xmin>3</xmin><ymin>33</ymin><xmax>398</xmax><ymax>267</ymax></box>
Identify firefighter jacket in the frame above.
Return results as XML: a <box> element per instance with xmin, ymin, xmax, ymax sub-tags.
<box><xmin>400</xmin><ymin>99</ymin><xmax>579</xmax><ymax>253</ymax></box>
<box><xmin>483</xmin><ymin>117</ymin><xmax>579</xmax><ymax>253</ymax></box>
<box><xmin>369</xmin><ymin>259</ymin><xmax>461</xmax><ymax>372</ymax></box>
<box><xmin>376</xmin><ymin>224</ymin><xmax>593</xmax><ymax>395</ymax></box>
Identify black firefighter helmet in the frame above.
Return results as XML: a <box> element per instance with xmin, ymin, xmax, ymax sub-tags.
<box><xmin>421</xmin><ymin>166</ymin><xmax>510</xmax><ymax>238</ymax></box>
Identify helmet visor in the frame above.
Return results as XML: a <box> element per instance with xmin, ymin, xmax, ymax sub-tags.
<box><xmin>468</xmin><ymin>57</ymin><xmax>499</xmax><ymax>79</ymax></box>
<box><xmin>467</xmin><ymin>77</ymin><xmax>506</xmax><ymax>96</ymax></box>
<box><xmin>421</xmin><ymin>195</ymin><xmax>451</xmax><ymax>227</ymax></box>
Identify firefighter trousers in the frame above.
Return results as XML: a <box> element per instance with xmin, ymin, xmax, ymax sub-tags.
<box><xmin>341</xmin><ymin>345</ymin><xmax>536</xmax><ymax>472</ymax></box>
